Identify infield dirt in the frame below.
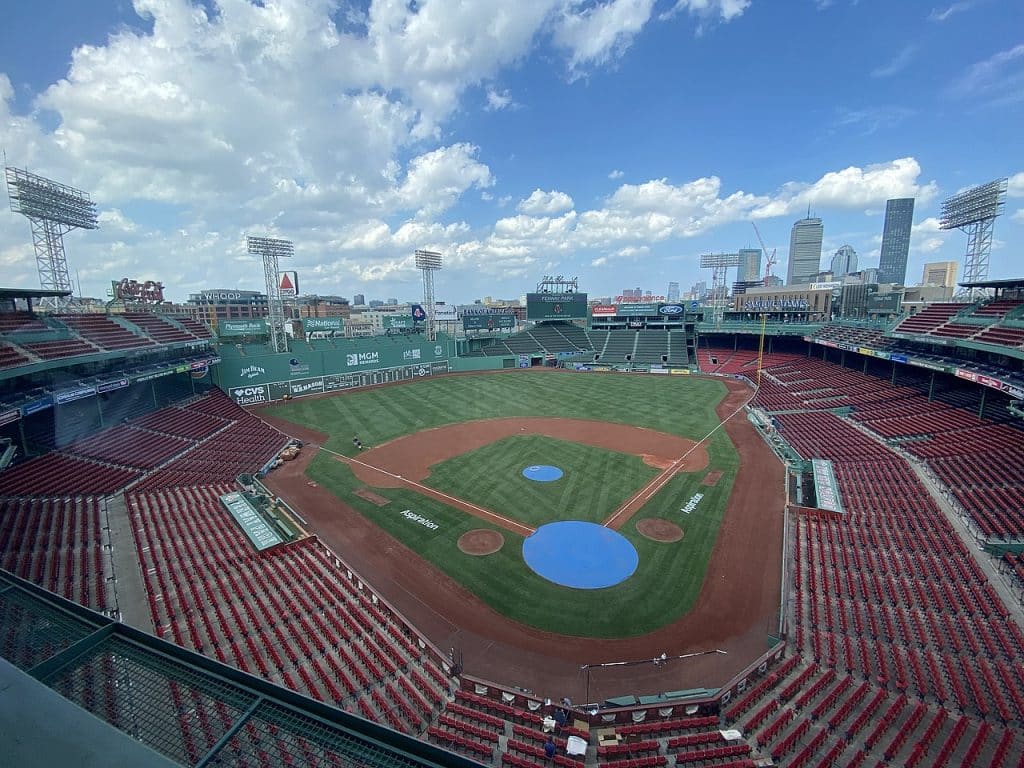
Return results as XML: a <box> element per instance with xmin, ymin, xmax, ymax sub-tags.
<box><xmin>258</xmin><ymin>374</ymin><xmax>785</xmax><ymax>702</ymax></box>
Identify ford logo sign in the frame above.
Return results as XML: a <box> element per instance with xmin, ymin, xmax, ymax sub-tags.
<box><xmin>658</xmin><ymin>304</ymin><xmax>683</xmax><ymax>315</ymax></box>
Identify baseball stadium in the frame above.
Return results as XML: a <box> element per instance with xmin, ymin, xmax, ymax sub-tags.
<box><xmin>2</xmin><ymin>267</ymin><xmax>1024</xmax><ymax>768</ymax></box>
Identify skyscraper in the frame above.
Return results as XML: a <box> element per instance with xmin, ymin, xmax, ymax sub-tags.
<box><xmin>878</xmin><ymin>198</ymin><xmax>915</xmax><ymax>285</ymax></box>
<box><xmin>667</xmin><ymin>282</ymin><xmax>680</xmax><ymax>302</ymax></box>
<box><xmin>737</xmin><ymin>248</ymin><xmax>762</xmax><ymax>282</ymax></box>
<box><xmin>831</xmin><ymin>245</ymin><xmax>858</xmax><ymax>276</ymax></box>
<box><xmin>786</xmin><ymin>216</ymin><xmax>824</xmax><ymax>285</ymax></box>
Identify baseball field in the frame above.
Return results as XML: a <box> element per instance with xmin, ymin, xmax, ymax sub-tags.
<box><xmin>261</xmin><ymin>370</ymin><xmax>743</xmax><ymax>638</ymax></box>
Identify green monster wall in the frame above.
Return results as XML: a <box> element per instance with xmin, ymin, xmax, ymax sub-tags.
<box><xmin>214</xmin><ymin>335</ymin><xmax>459</xmax><ymax>405</ymax></box>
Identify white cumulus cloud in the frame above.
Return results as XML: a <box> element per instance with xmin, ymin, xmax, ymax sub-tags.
<box><xmin>517</xmin><ymin>189</ymin><xmax>575</xmax><ymax>215</ymax></box>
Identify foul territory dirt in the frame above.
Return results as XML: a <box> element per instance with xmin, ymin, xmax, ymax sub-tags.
<box><xmin>258</xmin><ymin>373</ymin><xmax>785</xmax><ymax>702</ymax></box>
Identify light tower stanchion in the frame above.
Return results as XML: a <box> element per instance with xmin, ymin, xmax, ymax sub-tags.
<box><xmin>5</xmin><ymin>166</ymin><xmax>99</xmax><ymax>310</ymax></box>
<box><xmin>415</xmin><ymin>250</ymin><xmax>443</xmax><ymax>341</ymax></box>
<box><xmin>247</xmin><ymin>236</ymin><xmax>294</xmax><ymax>354</ymax></box>
<box><xmin>939</xmin><ymin>178</ymin><xmax>1007</xmax><ymax>301</ymax></box>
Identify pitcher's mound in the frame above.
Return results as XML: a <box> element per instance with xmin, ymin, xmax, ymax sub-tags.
<box><xmin>458</xmin><ymin>529</ymin><xmax>505</xmax><ymax>556</ymax></box>
<box><xmin>636</xmin><ymin>518</ymin><xmax>684</xmax><ymax>543</ymax></box>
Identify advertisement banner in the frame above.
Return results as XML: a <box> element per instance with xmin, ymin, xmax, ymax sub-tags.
<box><xmin>219</xmin><ymin>319</ymin><xmax>269</xmax><ymax>336</ymax></box>
<box><xmin>303</xmin><ymin>317</ymin><xmax>344</xmax><ymax>332</ymax></box>
<box><xmin>54</xmin><ymin>386</ymin><xmax>97</xmax><ymax>405</ymax></box>
<box><xmin>289</xmin><ymin>378</ymin><xmax>325</xmax><ymax>397</ymax></box>
<box><xmin>890</xmin><ymin>353</ymin><xmax>908</xmax><ymax>364</ymax></box>
<box><xmin>434</xmin><ymin>304</ymin><xmax>458</xmax><ymax>322</ymax></box>
<box><xmin>96</xmin><ymin>378</ymin><xmax>129</xmax><ymax>393</ymax></box>
<box><xmin>229</xmin><ymin>384</ymin><xmax>269</xmax><ymax>405</ymax></box>
<box><xmin>22</xmin><ymin>397</ymin><xmax>54</xmax><ymax>416</ymax></box>
<box><xmin>345</xmin><ymin>350</ymin><xmax>382</xmax><ymax>368</ymax></box>
<box><xmin>135</xmin><ymin>368</ymin><xmax>175</xmax><ymax>383</ymax></box>
<box><xmin>591</xmin><ymin>305</ymin><xmax>618</xmax><ymax>316</ymax></box>
<box><xmin>909</xmin><ymin>358</ymin><xmax>945</xmax><ymax>372</ymax></box>
<box><xmin>383</xmin><ymin>315</ymin><xmax>414</xmax><ymax>329</ymax></box>
<box><xmin>616</xmin><ymin>302</ymin><xmax>660</xmax><ymax>316</ymax></box>
<box><xmin>463</xmin><ymin>314</ymin><xmax>515</xmax><ymax>330</ymax></box>
<box><xmin>526</xmin><ymin>292</ymin><xmax>588</xmax><ymax>321</ymax></box>
<box><xmin>656</xmin><ymin>303</ymin><xmax>686</xmax><ymax>317</ymax></box>
<box><xmin>279</xmin><ymin>271</ymin><xmax>298</xmax><ymax>297</ymax></box>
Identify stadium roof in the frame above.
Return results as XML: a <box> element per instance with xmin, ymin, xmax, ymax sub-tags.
<box><xmin>0</xmin><ymin>570</ymin><xmax>478</xmax><ymax>768</ymax></box>
<box><xmin>957</xmin><ymin>277</ymin><xmax>1024</xmax><ymax>289</ymax></box>
<box><xmin>0</xmin><ymin>287</ymin><xmax>72</xmax><ymax>300</ymax></box>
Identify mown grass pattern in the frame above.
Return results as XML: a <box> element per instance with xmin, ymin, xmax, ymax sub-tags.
<box><xmin>279</xmin><ymin>372</ymin><xmax>739</xmax><ymax>637</ymax></box>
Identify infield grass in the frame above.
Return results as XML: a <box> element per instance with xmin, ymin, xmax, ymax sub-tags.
<box><xmin>423</xmin><ymin>435</ymin><xmax>659</xmax><ymax>527</ymax></box>
<box><xmin>274</xmin><ymin>371</ymin><xmax>743</xmax><ymax>637</ymax></box>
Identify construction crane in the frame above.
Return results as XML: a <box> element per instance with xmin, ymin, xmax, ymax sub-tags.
<box><xmin>751</xmin><ymin>222</ymin><xmax>777</xmax><ymax>282</ymax></box>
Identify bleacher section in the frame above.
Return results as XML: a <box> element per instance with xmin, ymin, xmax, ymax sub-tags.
<box><xmin>726</xmin><ymin>389</ymin><xmax>1024</xmax><ymax>765</ymax></box>
<box><xmin>54</xmin><ymin>314</ymin><xmax>155</xmax><ymax>351</ymax></box>
<box><xmin>0</xmin><ymin>311</ymin><xmax>48</xmax><ymax>333</ymax></box>
<box><xmin>21</xmin><ymin>336</ymin><xmax>98</xmax><ymax>360</ymax></box>
<box><xmin>121</xmin><ymin>312</ymin><xmax>201</xmax><ymax>344</ymax></box>
<box><xmin>175</xmin><ymin>316</ymin><xmax>214</xmax><ymax>339</ymax></box>
<box><xmin>0</xmin><ymin>496</ymin><xmax>114</xmax><ymax>613</ymax></box>
<box><xmin>0</xmin><ymin>340</ymin><xmax>32</xmax><ymax>370</ymax></box>
<box><xmin>128</xmin><ymin>484</ymin><xmax>452</xmax><ymax>732</ymax></box>
<box><xmin>892</xmin><ymin>303</ymin><xmax>964</xmax><ymax>335</ymax></box>
<box><xmin>601</xmin><ymin>331</ymin><xmax>636</xmax><ymax>362</ymax></box>
<box><xmin>729</xmin><ymin>350</ymin><xmax>1024</xmax><ymax>540</ymax></box>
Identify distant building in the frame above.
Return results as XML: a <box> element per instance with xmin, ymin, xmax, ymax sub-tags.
<box><xmin>732</xmin><ymin>283</ymin><xmax>834</xmax><ymax>322</ymax></box>
<box><xmin>831</xmin><ymin>245</ymin><xmax>858</xmax><ymax>276</ymax></box>
<box><xmin>878</xmin><ymin>198</ymin><xmax>915</xmax><ymax>284</ymax></box>
<box><xmin>386</xmin><ymin>298</ymin><xmax>398</xmax><ymax>305</ymax></box>
<box><xmin>667</xmin><ymin>282</ymin><xmax>680</xmax><ymax>302</ymax></box>
<box><xmin>186</xmin><ymin>289</ymin><xmax>268</xmax><ymax>321</ymax></box>
<box><xmin>353</xmin><ymin>293</ymin><xmax>366</xmax><ymax>306</ymax></box>
<box><xmin>738</xmin><ymin>248</ymin><xmax>762</xmax><ymax>282</ymax></box>
<box><xmin>921</xmin><ymin>260</ymin><xmax>958</xmax><ymax>289</ymax></box>
<box><xmin>368</xmin><ymin>299</ymin><xmax>384</xmax><ymax>308</ymax></box>
<box><xmin>763</xmin><ymin>275</ymin><xmax>784</xmax><ymax>288</ymax></box>
<box><xmin>786</xmin><ymin>216</ymin><xmax>824</xmax><ymax>286</ymax></box>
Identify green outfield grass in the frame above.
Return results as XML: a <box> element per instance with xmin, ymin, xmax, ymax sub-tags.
<box><xmin>263</xmin><ymin>371</ymin><xmax>727</xmax><ymax>454</ymax></box>
<box><xmin>271</xmin><ymin>371</ymin><xmax>742</xmax><ymax>637</ymax></box>
<box><xmin>423</xmin><ymin>435</ymin><xmax>660</xmax><ymax>527</ymax></box>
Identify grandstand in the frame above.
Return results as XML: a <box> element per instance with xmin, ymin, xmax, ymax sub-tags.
<box><xmin>2</xmin><ymin>283</ymin><xmax>1024</xmax><ymax>766</ymax></box>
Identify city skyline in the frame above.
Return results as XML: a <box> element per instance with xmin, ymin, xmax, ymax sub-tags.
<box><xmin>0</xmin><ymin>2</ymin><xmax>1021</xmax><ymax>305</ymax></box>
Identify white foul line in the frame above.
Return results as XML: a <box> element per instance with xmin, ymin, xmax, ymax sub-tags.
<box><xmin>321</xmin><ymin>446</ymin><xmax>536</xmax><ymax>536</ymax></box>
<box><xmin>604</xmin><ymin>385</ymin><xmax>758</xmax><ymax>528</ymax></box>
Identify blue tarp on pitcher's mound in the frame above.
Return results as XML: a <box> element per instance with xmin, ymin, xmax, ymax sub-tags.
<box><xmin>522</xmin><ymin>465</ymin><xmax>563</xmax><ymax>482</ymax></box>
<box><xmin>522</xmin><ymin>521</ymin><xmax>638</xmax><ymax>589</ymax></box>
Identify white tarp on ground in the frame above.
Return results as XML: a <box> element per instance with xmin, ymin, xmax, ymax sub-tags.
<box><xmin>566</xmin><ymin>736</ymin><xmax>588</xmax><ymax>756</ymax></box>
<box><xmin>720</xmin><ymin>729</ymin><xmax>743</xmax><ymax>741</ymax></box>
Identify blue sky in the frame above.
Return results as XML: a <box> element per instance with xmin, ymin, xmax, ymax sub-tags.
<box><xmin>1</xmin><ymin>0</ymin><xmax>1022</xmax><ymax>304</ymax></box>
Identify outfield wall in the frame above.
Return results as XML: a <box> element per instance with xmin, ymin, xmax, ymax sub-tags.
<box><xmin>215</xmin><ymin>335</ymin><xmax>460</xmax><ymax>405</ymax></box>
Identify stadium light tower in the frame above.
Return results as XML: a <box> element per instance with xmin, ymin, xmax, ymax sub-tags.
<box><xmin>699</xmin><ymin>252</ymin><xmax>742</xmax><ymax>326</ymax></box>
<box><xmin>5</xmin><ymin>166</ymin><xmax>99</xmax><ymax>310</ymax></box>
<box><xmin>415</xmin><ymin>249</ymin><xmax>443</xmax><ymax>341</ymax></box>
<box><xmin>939</xmin><ymin>178</ymin><xmax>1008</xmax><ymax>300</ymax></box>
<box><xmin>246</xmin><ymin>235</ymin><xmax>294</xmax><ymax>354</ymax></box>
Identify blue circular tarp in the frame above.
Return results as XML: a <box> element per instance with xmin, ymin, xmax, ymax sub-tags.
<box><xmin>522</xmin><ymin>521</ymin><xmax>638</xmax><ymax>589</ymax></box>
<box><xmin>522</xmin><ymin>465</ymin><xmax>563</xmax><ymax>482</ymax></box>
